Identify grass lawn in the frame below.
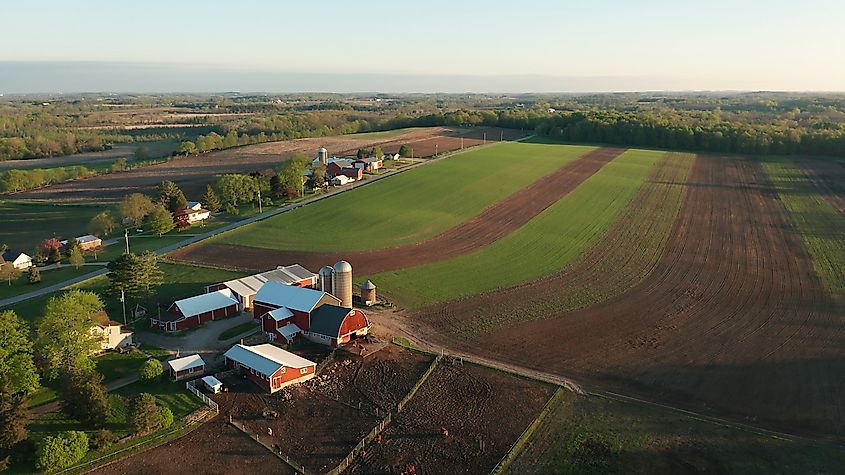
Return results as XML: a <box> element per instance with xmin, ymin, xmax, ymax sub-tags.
<box><xmin>0</xmin><ymin>265</ymin><xmax>95</xmax><ymax>300</ymax></box>
<box><xmin>762</xmin><ymin>159</ymin><xmax>845</xmax><ymax>305</ymax></box>
<box><xmin>97</xmin><ymin>234</ymin><xmax>187</xmax><ymax>262</ymax></box>
<box><xmin>213</xmin><ymin>142</ymin><xmax>596</xmax><ymax>252</ymax></box>
<box><xmin>372</xmin><ymin>149</ymin><xmax>664</xmax><ymax>307</ymax></box>
<box><xmin>509</xmin><ymin>391</ymin><xmax>845</xmax><ymax>474</ymax></box>
<box><xmin>217</xmin><ymin>320</ymin><xmax>259</xmax><ymax>341</ymax></box>
<box><xmin>0</xmin><ymin>200</ymin><xmax>105</xmax><ymax>252</ymax></box>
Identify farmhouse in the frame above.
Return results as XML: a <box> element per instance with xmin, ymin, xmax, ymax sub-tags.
<box><xmin>330</xmin><ymin>175</ymin><xmax>353</xmax><ymax>186</ymax></box>
<box><xmin>353</xmin><ymin>156</ymin><xmax>383</xmax><ymax>172</ymax></box>
<box><xmin>2</xmin><ymin>251</ymin><xmax>32</xmax><ymax>270</ymax></box>
<box><xmin>223</xmin><ymin>343</ymin><xmax>316</xmax><ymax>393</ymax></box>
<box><xmin>206</xmin><ymin>264</ymin><xmax>318</xmax><ymax>310</ymax></box>
<box><xmin>152</xmin><ymin>289</ymin><xmax>240</xmax><ymax>332</ymax></box>
<box><xmin>254</xmin><ymin>281</ymin><xmax>370</xmax><ymax>346</ymax></box>
<box><xmin>90</xmin><ymin>312</ymin><xmax>133</xmax><ymax>351</ymax></box>
<box><xmin>166</xmin><ymin>354</ymin><xmax>206</xmax><ymax>381</ymax></box>
<box><xmin>172</xmin><ymin>201</ymin><xmax>211</xmax><ymax>227</ymax></box>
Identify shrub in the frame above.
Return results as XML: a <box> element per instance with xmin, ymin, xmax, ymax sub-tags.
<box><xmin>128</xmin><ymin>393</ymin><xmax>162</xmax><ymax>435</ymax></box>
<box><xmin>35</xmin><ymin>431</ymin><xmax>88</xmax><ymax>472</ymax></box>
<box><xmin>159</xmin><ymin>404</ymin><xmax>174</xmax><ymax>429</ymax></box>
<box><xmin>138</xmin><ymin>359</ymin><xmax>163</xmax><ymax>381</ymax></box>
<box><xmin>89</xmin><ymin>429</ymin><xmax>116</xmax><ymax>450</ymax></box>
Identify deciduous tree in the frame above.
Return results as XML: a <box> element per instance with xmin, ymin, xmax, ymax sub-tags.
<box><xmin>89</xmin><ymin>211</ymin><xmax>117</xmax><ymax>238</ymax></box>
<box><xmin>35</xmin><ymin>290</ymin><xmax>104</xmax><ymax>380</ymax></box>
<box><xmin>118</xmin><ymin>193</ymin><xmax>156</xmax><ymax>227</ymax></box>
<box><xmin>0</xmin><ymin>263</ymin><xmax>20</xmax><ymax>286</ymax></box>
<box><xmin>35</xmin><ymin>431</ymin><xmax>88</xmax><ymax>472</ymax></box>
<box><xmin>68</xmin><ymin>246</ymin><xmax>85</xmax><ymax>269</ymax></box>
<box><xmin>146</xmin><ymin>205</ymin><xmax>175</xmax><ymax>237</ymax></box>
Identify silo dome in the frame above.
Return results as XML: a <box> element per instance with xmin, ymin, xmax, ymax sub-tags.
<box><xmin>333</xmin><ymin>260</ymin><xmax>352</xmax><ymax>273</ymax></box>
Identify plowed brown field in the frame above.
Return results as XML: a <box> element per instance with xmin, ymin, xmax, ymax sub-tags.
<box><xmin>414</xmin><ymin>155</ymin><xmax>845</xmax><ymax>438</ymax></box>
<box><xmin>168</xmin><ymin>147</ymin><xmax>625</xmax><ymax>273</ymax></box>
<box><xmin>13</xmin><ymin>127</ymin><xmax>514</xmax><ymax>203</ymax></box>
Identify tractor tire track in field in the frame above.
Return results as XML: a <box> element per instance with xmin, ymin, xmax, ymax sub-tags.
<box><xmin>169</xmin><ymin>147</ymin><xmax>626</xmax><ymax>275</ymax></box>
<box><xmin>797</xmin><ymin>158</ymin><xmax>845</xmax><ymax>216</ymax></box>
<box><xmin>421</xmin><ymin>155</ymin><xmax>845</xmax><ymax>438</ymax></box>
<box><xmin>413</xmin><ymin>151</ymin><xmax>695</xmax><ymax>337</ymax></box>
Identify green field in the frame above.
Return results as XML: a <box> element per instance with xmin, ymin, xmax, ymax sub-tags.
<box><xmin>0</xmin><ymin>265</ymin><xmax>96</xmax><ymax>300</ymax></box>
<box><xmin>0</xmin><ymin>200</ymin><xmax>105</xmax><ymax>251</ymax></box>
<box><xmin>508</xmin><ymin>391</ymin><xmax>845</xmax><ymax>474</ymax></box>
<box><xmin>762</xmin><ymin>159</ymin><xmax>845</xmax><ymax>304</ymax></box>
<box><xmin>370</xmin><ymin>149</ymin><xmax>664</xmax><ymax>307</ymax></box>
<box><xmin>213</xmin><ymin>142</ymin><xmax>596</xmax><ymax>252</ymax></box>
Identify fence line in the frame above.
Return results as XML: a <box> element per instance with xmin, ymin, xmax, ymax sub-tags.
<box><xmin>186</xmin><ymin>379</ymin><xmax>219</xmax><ymax>414</ymax></box>
<box><xmin>229</xmin><ymin>420</ymin><xmax>309</xmax><ymax>474</ymax></box>
<box><xmin>396</xmin><ymin>353</ymin><xmax>442</xmax><ymax>413</ymax></box>
<box><xmin>489</xmin><ymin>387</ymin><xmax>567</xmax><ymax>475</ymax></box>
<box><xmin>325</xmin><ymin>413</ymin><xmax>392</xmax><ymax>475</ymax></box>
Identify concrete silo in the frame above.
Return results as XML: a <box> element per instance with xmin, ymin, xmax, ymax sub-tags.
<box><xmin>317</xmin><ymin>147</ymin><xmax>329</xmax><ymax>165</ymax></box>
<box><xmin>319</xmin><ymin>265</ymin><xmax>334</xmax><ymax>293</ymax></box>
<box><xmin>332</xmin><ymin>260</ymin><xmax>353</xmax><ymax>308</ymax></box>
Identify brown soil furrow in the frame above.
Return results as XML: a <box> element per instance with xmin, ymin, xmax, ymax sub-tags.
<box><xmin>416</xmin><ymin>155</ymin><xmax>844</xmax><ymax>438</ymax></box>
<box><xmin>410</xmin><ymin>152</ymin><xmax>693</xmax><ymax>337</ymax></box>
<box><xmin>169</xmin><ymin>147</ymin><xmax>627</xmax><ymax>274</ymax></box>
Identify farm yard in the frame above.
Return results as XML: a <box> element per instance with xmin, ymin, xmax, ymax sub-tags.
<box><xmin>10</xmin><ymin>126</ymin><xmax>520</xmax><ymax>203</ymax></box>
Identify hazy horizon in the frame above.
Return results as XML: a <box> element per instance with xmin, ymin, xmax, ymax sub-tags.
<box><xmin>2</xmin><ymin>0</ymin><xmax>844</xmax><ymax>93</ymax></box>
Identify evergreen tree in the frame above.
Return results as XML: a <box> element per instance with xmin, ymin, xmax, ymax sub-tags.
<box><xmin>128</xmin><ymin>393</ymin><xmax>163</xmax><ymax>435</ymax></box>
<box><xmin>27</xmin><ymin>265</ymin><xmax>40</xmax><ymax>284</ymax></box>
<box><xmin>201</xmin><ymin>184</ymin><xmax>221</xmax><ymax>212</ymax></box>
<box><xmin>59</xmin><ymin>368</ymin><xmax>110</xmax><ymax>428</ymax></box>
<box><xmin>106</xmin><ymin>251</ymin><xmax>163</xmax><ymax>301</ymax></box>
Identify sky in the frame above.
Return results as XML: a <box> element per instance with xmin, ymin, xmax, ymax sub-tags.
<box><xmin>1</xmin><ymin>0</ymin><xmax>844</xmax><ymax>93</ymax></box>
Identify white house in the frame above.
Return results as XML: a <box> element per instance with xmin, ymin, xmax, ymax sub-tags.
<box><xmin>92</xmin><ymin>320</ymin><xmax>134</xmax><ymax>351</ymax></box>
<box><xmin>7</xmin><ymin>253</ymin><xmax>32</xmax><ymax>270</ymax></box>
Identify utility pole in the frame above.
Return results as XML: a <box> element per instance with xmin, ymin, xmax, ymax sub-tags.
<box><xmin>257</xmin><ymin>188</ymin><xmax>263</xmax><ymax>214</ymax></box>
<box><xmin>461</xmin><ymin>137</ymin><xmax>464</xmax><ymax>150</ymax></box>
<box><xmin>124</xmin><ymin>229</ymin><xmax>130</xmax><ymax>255</ymax></box>
<box><xmin>483</xmin><ymin>132</ymin><xmax>486</xmax><ymax>144</ymax></box>
<box><xmin>120</xmin><ymin>289</ymin><xmax>127</xmax><ymax>325</ymax></box>
<box><xmin>435</xmin><ymin>143</ymin><xmax>438</xmax><ymax>155</ymax></box>
<box><xmin>500</xmin><ymin>130</ymin><xmax>504</xmax><ymax>142</ymax></box>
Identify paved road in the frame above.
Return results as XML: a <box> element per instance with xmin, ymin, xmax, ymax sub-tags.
<box><xmin>0</xmin><ymin>139</ymin><xmax>521</xmax><ymax>310</ymax></box>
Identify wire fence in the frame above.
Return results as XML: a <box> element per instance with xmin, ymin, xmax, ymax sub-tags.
<box><xmin>229</xmin><ymin>420</ymin><xmax>309</xmax><ymax>474</ymax></box>
<box><xmin>396</xmin><ymin>354</ymin><xmax>442</xmax><ymax>413</ymax></box>
<box><xmin>186</xmin><ymin>379</ymin><xmax>219</xmax><ymax>414</ymax></box>
<box><xmin>325</xmin><ymin>413</ymin><xmax>392</xmax><ymax>475</ymax></box>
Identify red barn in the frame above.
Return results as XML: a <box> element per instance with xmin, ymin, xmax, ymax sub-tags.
<box><xmin>153</xmin><ymin>289</ymin><xmax>240</xmax><ymax>332</ymax></box>
<box><xmin>326</xmin><ymin>162</ymin><xmax>363</xmax><ymax>180</ymax></box>
<box><xmin>223</xmin><ymin>343</ymin><xmax>316</xmax><ymax>393</ymax></box>
<box><xmin>253</xmin><ymin>281</ymin><xmax>370</xmax><ymax>347</ymax></box>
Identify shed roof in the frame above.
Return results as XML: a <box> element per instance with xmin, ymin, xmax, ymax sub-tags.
<box><xmin>167</xmin><ymin>354</ymin><xmax>205</xmax><ymax>372</ymax></box>
<box><xmin>267</xmin><ymin>307</ymin><xmax>294</xmax><ymax>321</ymax></box>
<box><xmin>76</xmin><ymin>234</ymin><xmax>101</xmax><ymax>244</ymax></box>
<box><xmin>308</xmin><ymin>304</ymin><xmax>352</xmax><ymax>338</ymax></box>
<box><xmin>224</xmin><ymin>344</ymin><xmax>314</xmax><ymax>376</ymax></box>
<box><xmin>216</xmin><ymin>265</ymin><xmax>317</xmax><ymax>297</ymax></box>
<box><xmin>254</xmin><ymin>281</ymin><xmax>333</xmax><ymax>313</ymax></box>
<box><xmin>201</xmin><ymin>375</ymin><xmax>222</xmax><ymax>389</ymax></box>
<box><xmin>361</xmin><ymin>280</ymin><xmax>376</xmax><ymax>290</ymax></box>
<box><xmin>278</xmin><ymin>322</ymin><xmax>303</xmax><ymax>339</ymax></box>
<box><xmin>174</xmin><ymin>289</ymin><xmax>238</xmax><ymax>318</ymax></box>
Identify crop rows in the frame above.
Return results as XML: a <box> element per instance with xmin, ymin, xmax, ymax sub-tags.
<box><xmin>372</xmin><ymin>149</ymin><xmax>666</xmax><ymax>308</ymax></box>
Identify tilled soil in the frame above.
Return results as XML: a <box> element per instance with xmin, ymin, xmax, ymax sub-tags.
<box><xmin>419</xmin><ymin>155</ymin><xmax>845</xmax><ymax>438</ymax></box>
<box><xmin>168</xmin><ymin>147</ymin><xmax>625</xmax><ymax>274</ymax></box>
<box><xmin>89</xmin><ymin>417</ymin><xmax>295</xmax><ymax>475</ymax></box>
<box><xmin>350</xmin><ymin>362</ymin><xmax>555</xmax><ymax>475</ymax></box>
<box><xmin>12</xmin><ymin>127</ymin><xmax>488</xmax><ymax>203</ymax></box>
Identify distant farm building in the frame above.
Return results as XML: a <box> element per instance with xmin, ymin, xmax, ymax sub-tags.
<box><xmin>353</xmin><ymin>156</ymin><xmax>383</xmax><ymax>172</ymax></box>
<box><xmin>62</xmin><ymin>235</ymin><xmax>102</xmax><ymax>251</ymax></box>
<box><xmin>224</xmin><ymin>343</ymin><xmax>316</xmax><ymax>393</ymax></box>
<box><xmin>153</xmin><ymin>289</ymin><xmax>240</xmax><ymax>332</ymax></box>
<box><xmin>206</xmin><ymin>264</ymin><xmax>318</xmax><ymax>310</ymax></box>
<box><xmin>330</xmin><ymin>175</ymin><xmax>353</xmax><ymax>186</ymax></box>
<box><xmin>326</xmin><ymin>161</ymin><xmax>362</xmax><ymax>181</ymax></box>
<box><xmin>2</xmin><ymin>251</ymin><xmax>32</xmax><ymax>270</ymax></box>
<box><xmin>253</xmin><ymin>280</ymin><xmax>370</xmax><ymax>347</ymax></box>
<box><xmin>166</xmin><ymin>354</ymin><xmax>206</xmax><ymax>381</ymax></box>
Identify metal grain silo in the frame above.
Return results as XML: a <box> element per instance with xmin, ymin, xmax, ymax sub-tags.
<box><xmin>317</xmin><ymin>147</ymin><xmax>329</xmax><ymax>165</ymax></box>
<box><xmin>332</xmin><ymin>260</ymin><xmax>353</xmax><ymax>308</ymax></box>
<box><xmin>319</xmin><ymin>265</ymin><xmax>334</xmax><ymax>293</ymax></box>
<box><xmin>360</xmin><ymin>280</ymin><xmax>376</xmax><ymax>306</ymax></box>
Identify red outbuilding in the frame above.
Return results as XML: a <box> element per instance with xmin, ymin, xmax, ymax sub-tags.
<box><xmin>166</xmin><ymin>354</ymin><xmax>206</xmax><ymax>381</ymax></box>
<box><xmin>223</xmin><ymin>343</ymin><xmax>316</xmax><ymax>393</ymax></box>
<box><xmin>153</xmin><ymin>289</ymin><xmax>240</xmax><ymax>332</ymax></box>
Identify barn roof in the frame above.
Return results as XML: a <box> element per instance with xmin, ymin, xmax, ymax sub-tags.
<box><xmin>215</xmin><ymin>265</ymin><xmax>317</xmax><ymax>297</ymax></box>
<box><xmin>173</xmin><ymin>289</ymin><xmax>238</xmax><ymax>318</ymax></box>
<box><xmin>254</xmin><ymin>281</ymin><xmax>333</xmax><ymax>313</ymax></box>
<box><xmin>167</xmin><ymin>354</ymin><xmax>205</xmax><ymax>372</ymax></box>
<box><xmin>224</xmin><ymin>344</ymin><xmax>314</xmax><ymax>376</ymax></box>
<box><xmin>278</xmin><ymin>322</ymin><xmax>303</xmax><ymax>340</ymax></box>
<box><xmin>308</xmin><ymin>304</ymin><xmax>352</xmax><ymax>338</ymax></box>
<box><xmin>267</xmin><ymin>307</ymin><xmax>294</xmax><ymax>321</ymax></box>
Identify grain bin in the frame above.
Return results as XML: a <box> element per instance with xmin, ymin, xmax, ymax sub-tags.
<box><xmin>319</xmin><ymin>266</ymin><xmax>334</xmax><ymax>293</ymax></box>
<box><xmin>360</xmin><ymin>280</ymin><xmax>376</xmax><ymax>306</ymax></box>
<box><xmin>332</xmin><ymin>260</ymin><xmax>353</xmax><ymax>308</ymax></box>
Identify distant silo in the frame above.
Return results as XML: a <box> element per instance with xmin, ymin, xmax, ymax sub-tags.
<box><xmin>317</xmin><ymin>147</ymin><xmax>329</xmax><ymax>165</ymax></box>
<box><xmin>360</xmin><ymin>280</ymin><xmax>376</xmax><ymax>306</ymax></box>
<box><xmin>332</xmin><ymin>260</ymin><xmax>353</xmax><ymax>308</ymax></box>
<box><xmin>319</xmin><ymin>265</ymin><xmax>334</xmax><ymax>293</ymax></box>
